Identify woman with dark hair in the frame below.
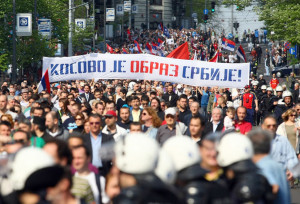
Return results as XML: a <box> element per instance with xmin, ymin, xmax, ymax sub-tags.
<box><xmin>69</xmin><ymin>112</ymin><xmax>85</xmax><ymax>134</ymax></box>
<box><xmin>59</xmin><ymin>98</ymin><xmax>70</xmax><ymax>123</ymax></box>
<box><xmin>140</xmin><ymin>107</ymin><xmax>162</xmax><ymax>139</ymax></box>
<box><xmin>150</xmin><ymin>97</ymin><xmax>165</xmax><ymax>121</ymax></box>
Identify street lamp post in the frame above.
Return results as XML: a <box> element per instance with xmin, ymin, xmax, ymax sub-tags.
<box><xmin>12</xmin><ymin>0</ymin><xmax>17</xmax><ymax>83</ymax></box>
<box><xmin>104</xmin><ymin>0</ymin><xmax>106</xmax><ymax>52</ymax></box>
<box><xmin>68</xmin><ymin>0</ymin><xmax>73</xmax><ymax>56</ymax></box>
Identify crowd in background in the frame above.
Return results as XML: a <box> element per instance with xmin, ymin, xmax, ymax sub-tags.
<box><xmin>0</xmin><ymin>26</ymin><xmax>299</xmax><ymax>204</ymax></box>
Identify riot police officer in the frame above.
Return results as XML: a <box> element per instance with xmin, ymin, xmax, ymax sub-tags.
<box><xmin>163</xmin><ymin>136</ymin><xmax>231</xmax><ymax>204</ymax></box>
<box><xmin>112</xmin><ymin>133</ymin><xmax>182</xmax><ymax>204</ymax></box>
<box><xmin>217</xmin><ymin>133</ymin><xmax>274</xmax><ymax>203</ymax></box>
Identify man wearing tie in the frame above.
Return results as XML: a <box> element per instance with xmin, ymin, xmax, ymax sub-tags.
<box><xmin>80</xmin><ymin>84</ymin><xmax>95</xmax><ymax>103</ymax></box>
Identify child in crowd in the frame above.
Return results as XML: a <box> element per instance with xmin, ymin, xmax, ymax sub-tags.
<box><xmin>224</xmin><ymin>107</ymin><xmax>236</xmax><ymax>130</ymax></box>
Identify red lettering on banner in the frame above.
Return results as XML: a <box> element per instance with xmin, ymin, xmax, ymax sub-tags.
<box><xmin>140</xmin><ymin>61</ymin><xmax>149</xmax><ymax>73</ymax></box>
<box><xmin>131</xmin><ymin>61</ymin><xmax>139</xmax><ymax>72</ymax></box>
<box><xmin>150</xmin><ymin>62</ymin><xmax>159</xmax><ymax>73</ymax></box>
<box><xmin>159</xmin><ymin>63</ymin><xmax>168</xmax><ymax>76</ymax></box>
<box><xmin>169</xmin><ymin>64</ymin><xmax>178</xmax><ymax>77</ymax></box>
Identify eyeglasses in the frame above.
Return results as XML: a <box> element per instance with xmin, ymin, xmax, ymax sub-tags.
<box><xmin>75</xmin><ymin>118</ymin><xmax>83</xmax><ymax>121</ymax></box>
<box><xmin>89</xmin><ymin>122</ymin><xmax>100</xmax><ymax>125</ymax></box>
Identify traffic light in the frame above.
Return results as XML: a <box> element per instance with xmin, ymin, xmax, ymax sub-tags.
<box><xmin>211</xmin><ymin>1</ymin><xmax>215</xmax><ymax>12</ymax></box>
<box><xmin>204</xmin><ymin>14</ymin><xmax>208</xmax><ymax>23</ymax></box>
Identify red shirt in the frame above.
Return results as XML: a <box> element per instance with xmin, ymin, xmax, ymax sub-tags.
<box><xmin>270</xmin><ymin>78</ymin><xmax>279</xmax><ymax>89</ymax></box>
<box><xmin>234</xmin><ymin>120</ymin><xmax>252</xmax><ymax>135</ymax></box>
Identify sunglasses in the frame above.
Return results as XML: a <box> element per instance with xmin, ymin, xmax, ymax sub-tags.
<box><xmin>75</xmin><ymin>118</ymin><xmax>83</xmax><ymax>121</ymax></box>
<box><xmin>105</xmin><ymin>116</ymin><xmax>114</xmax><ymax>119</ymax></box>
<box><xmin>89</xmin><ymin>122</ymin><xmax>100</xmax><ymax>125</ymax></box>
<box><xmin>291</xmin><ymin>114</ymin><xmax>297</xmax><ymax>117</ymax></box>
<box><xmin>166</xmin><ymin>114</ymin><xmax>175</xmax><ymax>118</ymax></box>
<box><xmin>266</xmin><ymin>124</ymin><xmax>276</xmax><ymax>128</ymax></box>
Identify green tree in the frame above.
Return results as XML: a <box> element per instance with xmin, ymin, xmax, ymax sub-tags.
<box><xmin>221</xmin><ymin>0</ymin><xmax>300</xmax><ymax>44</ymax></box>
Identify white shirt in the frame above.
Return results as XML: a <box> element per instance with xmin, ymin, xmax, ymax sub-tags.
<box><xmin>75</xmin><ymin>172</ymin><xmax>109</xmax><ymax>204</ymax></box>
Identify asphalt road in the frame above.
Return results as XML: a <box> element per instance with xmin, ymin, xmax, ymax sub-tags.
<box><xmin>291</xmin><ymin>187</ymin><xmax>300</xmax><ymax>204</ymax></box>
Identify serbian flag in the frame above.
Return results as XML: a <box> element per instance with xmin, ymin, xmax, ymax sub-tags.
<box><xmin>167</xmin><ymin>42</ymin><xmax>190</xmax><ymax>60</ymax></box>
<box><xmin>237</xmin><ymin>45</ymin><xmax>247</xmax><ymax>62</ymax></box>
<box><xmin>163</xmin><ymin>26</ymin><xmax>170</xmax><ymax>38</ymax></box>
<box><xmin>145</xmin><ymin>42</ymin><xmax>154</xmax><ymax>54</ymax></box>
<box><xmin>107</xmin><ymin>44</ymin><xmax>114</xmax><ymax>53</ymax></box>
<box><xmin>158</xmin><ymin>22</ymin><xmax>163</xmax><ymax>31</ymax></box>
<box><xmin>134</xmin><ymin>40</ymin><xmax>142</xmax><ymax>53</ymax></box>
<box><xmin>38</xmin><ymin>69</ymin><xmax>51</xmax><ymax>93</ymax></box>
<box><xmin>209</xmin><ymin>50</ymin><xmax>219</xmax><ymax>62</ymax></box>
<box><xmin>157</xmin><ymin>38</ymin><xmax>164</xmax><ymax>48</ymax></box>
<box><xmin>222</xmin><ymin>38</ymin><xmax>236</xmax><ymax>51</ymax></box>
<box><xmin>122</xmin><ymin>48</ymin><xmax>128</xmax><ymax>54</ymax></box>
<box><xmin>127</xmin><ymin>29</ymin><xmax>132</xmax><ymax>40</ymax></box>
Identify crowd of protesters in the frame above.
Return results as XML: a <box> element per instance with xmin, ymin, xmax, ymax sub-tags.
<box><xmin>0</xmin><ymin>27</ymin><xmax>299</xmax><ymax>204</ymax></box>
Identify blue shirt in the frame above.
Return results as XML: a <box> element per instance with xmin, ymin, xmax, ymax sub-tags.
<box><xmin>201</xmin><ymin>91</ymin><xmax>209</xmax><ymax>106</ymax></box>
<box><xmin>90</xmin><ymin>133</ymin><xmax>102</xmax><ymax>167</ymax></box>
<box><xmin>270</xmin><ymin>134</ymin><xmax>298</xmax><ymax>170</ymax></box>
<box><xmin>257</xmin><ymin>155</ymin><xmax>290</xmax><ymax>204</ymax></box>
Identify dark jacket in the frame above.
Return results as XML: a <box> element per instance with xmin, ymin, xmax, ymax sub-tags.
<box><xmin>162</xmin><ymin>91</ymin><xmax>179</xmax><ymax>107</ymax></box>
<box><xmin>274</xmin><ymin>103</ymin><xmax>293</xmax><ymax>124</ymax></box>
<box><xmin>113</xmin><ymin>174</ymin><xmax>183</xmax><ymax>204</ymax></box>
<box><xmin>177</xmin><ymin>164</ymin><xmax>231</xmax><ymax>204</ymax></box>
<box><xmin>79</xmin><ymin>92</ymin><xmax>95</xmax><ymax>103</ymax></box>
<box><xmin>203</xmin><ymin>121</ymin><xmax>224</xmax><ymax>136</ymax></box>
<box><xmin>83</xmin><ymin>132</ymin><xmax>115</xmax><ymax>176</ymax></box>
<box><xmin>45</xmin><ymin>127</ymin><xmax>69</xmax><ymax>141</ymax></box>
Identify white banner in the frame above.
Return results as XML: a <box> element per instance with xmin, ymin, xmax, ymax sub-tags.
<box><xmin>16</xmin><ymin>13</ymin><xmax>32</xmax><ymax>36</ymax></box>
<box><xmin>43</xmin><ymin>54</ymin><xmax>250</xmax><ymax>88</ymax></box>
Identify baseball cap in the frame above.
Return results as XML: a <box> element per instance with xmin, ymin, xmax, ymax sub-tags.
<box><xmin>165</xmin><ymin>108</ymin><xmax>176</xmax><ymax>116</ymax></box>
<box><xmin>244</xmin><ymin>85</ymin><xmax>250</xmax><ymax>89</ymax></box>
<box><xmin>105</xmin><ymin>110</ymin><xmax>117</xmax><ymax>117</ymax></box>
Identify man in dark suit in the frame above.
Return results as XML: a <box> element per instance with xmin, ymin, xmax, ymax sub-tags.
<box><xmin>83</xmin><ymin>113</ymin><xmax>114</xmax><ymax>176</ymax></box>
<box><xmin>79</xmin><ymin>84</ymin><xmax>95</xmax><ymax>103</ymax></box>
<box><xmin>292</xmin><ymin>83</ymin><xmax>299</xmax><ymax>104</ymax></box>
<box><xmin>162</xmin><ymin>84</ymin><xmax>179</xmax><ymax>107</ymax></box>
<box><xmin>203</xmin><ymin>107</ymin><xmax>224</xmax><ymax>136</ymax></box>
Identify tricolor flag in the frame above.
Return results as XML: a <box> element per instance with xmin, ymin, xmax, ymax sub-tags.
<box><xmin>134</xmin><ymin>40</ymin><xmax>142</xmax><ymax>53</ymax></box>
<box><xmin>122</xmin><ymin>48</ymin><xmax>128</xmax><ymax>54</ymax></box>
<box><xmin>222</xmin><ymin>38</ymin><xmax>236</xmax><ymax>51</ymax></box>
<box><xmin>145</xmin><ymin>42</ymin><xmax>154</xmax><ymax>54</ymax></box>
<box><xmin>163</xmin><ymin>26</ymin><xmax>170</xmax><ymax>38</ymax></box>
<box><xmin>158</xmin><ymin>22</ymin><xmax>163</xmax><ymax>31</ymax></box>
<box><xmin>38</xmin><ymin>69</ymin><xmax>51</xmax><ymax>93</ymax></box>
<box><xmin>107</xmin><ymin>44</ymin><xmax>114</xmax><ymax>53</ymax></box>
<box><xmin>209</xmin><ymin>50</ymin><xmax>219</xmax><ymax>62</ymax></box>
<box><xmin>237</xmin><ymin>45</ymin><xmax>247</xmax><ymax>62</ymax></box>
<box><xmin>157</xmin><ymin>38</ymin><xmax>164</xmax><ymax>48</ymax></box>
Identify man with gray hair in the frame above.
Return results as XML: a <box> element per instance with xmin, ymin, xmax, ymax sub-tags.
<box><xmin>202</xmin><ymin>107</ymin><xmax>224</xmax><ymax>136</ymax></box>
<box><xmin>0</xmin><ymin>95</ymin><xmax>17</xmax><ymax>121</ymax></box>
<box><xmin>248</xmin><ymin>128</ymin><xmax>290</xmax><ymax>204</ymax></box>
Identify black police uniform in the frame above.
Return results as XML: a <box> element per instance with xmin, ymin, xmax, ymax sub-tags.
<box><xmin>226</xmin><ymin>160</ymin><xmax>274</xmax><ymax>204</ymax></box>
<box><xmin>176</xmin><ymin>164</ymin><xmax>231</xmax><ymax>204</ymax></box>
<box><xmin>112</xmin><ymin>173</ymin><xmax>183</xmax><ymax>204</ymax></box>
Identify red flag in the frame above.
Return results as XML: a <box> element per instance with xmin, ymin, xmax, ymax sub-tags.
<box><xmin>122</xmin><ymin>48</ymin><xmax>128</xmax><ymax>54</ymax></box>
<box><xmin>166</xmin><ymin>42</ymin><xmax>190</xmax><ymax>60</ymax></box>
<box><xmin>107</xmin><ymin>44</ymin><xmax>114</xmax><ymax>54</ymax></box>
<box><xmin>209</xmin><ymin>50</ymin><xmax>219</xmax><ymax>62</ymax></box>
